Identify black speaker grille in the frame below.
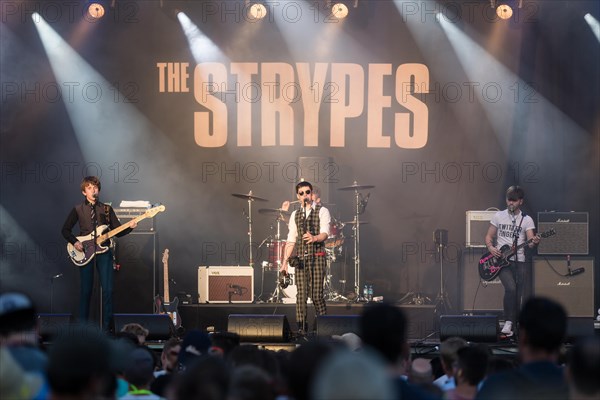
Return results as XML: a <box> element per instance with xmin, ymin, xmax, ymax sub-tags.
<box><xmin>537</xmin><ymin>212</ymin><xmax>588</xmax><ymax>255</ymax></box>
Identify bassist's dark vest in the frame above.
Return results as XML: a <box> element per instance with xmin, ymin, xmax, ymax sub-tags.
<box><xmin>75</xmin><ymin>202</ymin><xmax>111</xmax><ymax>240</ymax></box>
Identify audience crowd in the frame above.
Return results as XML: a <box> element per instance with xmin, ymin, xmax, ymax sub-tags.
<box><xmin>1</xmin><ymin>291</ymin><xmax>599</xmax><ymax>400</ymax></box>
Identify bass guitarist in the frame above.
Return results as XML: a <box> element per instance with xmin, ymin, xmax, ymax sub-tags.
<box><xmin>484</xmin><ymin>185</ymin><xmax>539</xmax><ymax>338</ymax></box>
<box><xmin>61</xmin><ymin>176</ymin><xmax>137</xmax><ymax>331</ymax></box>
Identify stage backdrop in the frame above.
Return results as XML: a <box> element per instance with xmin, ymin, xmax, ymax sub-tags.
<box><xmin>1</xmin><ymin>1</ymin><xmax>598</xmax><ymax>317</ymax></box>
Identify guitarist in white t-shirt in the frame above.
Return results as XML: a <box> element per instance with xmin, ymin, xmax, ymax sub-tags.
<box><xmin>484</xmin><ymin>186</ymin><xmax>540</xmax><ymax>337</ymax></box>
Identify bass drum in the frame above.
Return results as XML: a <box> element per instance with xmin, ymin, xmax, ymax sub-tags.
<box><xmin>281</xmin><ymin>266</ymin><xmax>296</xmax><ymax>303</ymax></box>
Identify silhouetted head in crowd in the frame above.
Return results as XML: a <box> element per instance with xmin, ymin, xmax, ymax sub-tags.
<box><xmin>439</xmin><ymin>336</ymin><xmax>468</xmax><ymax>378</ymax></box>
<box><xmin>175</xmin><ymin>354</ymin><xmax>229</xmax><ymax>400</ymax></box>
<box><xmin>311</xmin><ymin>349</ymin><xmax>398</xmax><ymax>400</ymax></box>
<box><xmin>0</xmin><ymin>292</ymin><xmax>36</xmax><ymax>342</ymax></box>
<box><xmin>209</xmin><ymin>331</ymin><xmax>240</xmax><ymax>358</ymax></box>
<box><xmin>227</xmin><ymin>345</ymin><xmax>281</xmax><ymax>380</ymax></box>
<box><xmin>229</xmin><ymin>365</ymin><xmax>276</xmax><ymax>400</ymax></box>
<box><xmin>360</xmin><ymin>302</ymin><xmax>409</xmax><ymax>370</ymax></box>
<box><xmin>47</xmin><ymin>324</ymin><xmax>116</xmax><ymax>399</ymax></box>
<box><xmin>566</xmin><ymin>336</ymin><xmax>600</xmax><ymax>399</ymax></box>
<box><xmin>455</xmin><ymin>345</ymin><xmax>489</xmax><ymax>387</ymax></box>
<box><xmin>123</xmin><ymin>346</ymin><xmax>156</xmax><ymax>389</ymax></box>
<box><xmin>286</xmin><ymin>341</ymin><xmax>335</xmax><ymax>400</ymax></box>
<box><xmin>517</xmin><ymin>297</ymin><xmax>567</xmax><ymax>361</ymax></box>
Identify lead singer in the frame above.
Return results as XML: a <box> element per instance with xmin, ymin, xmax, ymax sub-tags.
<box><xmin>281</xmin><ymin>181</ymin><xmax>331</xmax><ymax>334</ymax></box>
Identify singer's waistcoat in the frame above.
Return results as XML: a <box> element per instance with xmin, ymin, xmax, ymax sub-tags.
<box><xmin>294</xmin><ymin>204</ymin><xmax>325</xmax><ymax>258</ymax></box>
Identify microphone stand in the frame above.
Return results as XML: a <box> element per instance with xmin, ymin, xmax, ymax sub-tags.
<box><xmin>91</xmin><ymin>199</ymin><xmax>102</xmax><ymax>330</ymax></box>
<box><xmin>50</xmin><ymin>274</ymin><xmax>63</xmax><ymax>313</ymax></box>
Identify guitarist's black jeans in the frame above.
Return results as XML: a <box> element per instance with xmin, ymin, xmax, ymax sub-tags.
<box><xmin>79</xmin><ymin>251</ymin><xmax>113</xmax><ymax>331</ymax></box>
<box><xmin>498</xmin><ymin>261</ymin><xmax>532</xmax><ymax>324</ymax></box>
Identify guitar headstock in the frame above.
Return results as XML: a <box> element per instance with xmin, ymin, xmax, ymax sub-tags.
<box><xmin>162</xmin><ymin>248</ymin><xmax>169</xmax><ymax>265</ymax></box>
<box><xmin>145</xmin><ymin>205</ymin><xmax>166</xmax><ymax>218</ymax></box>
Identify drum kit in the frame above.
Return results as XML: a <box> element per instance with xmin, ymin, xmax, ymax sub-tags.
<box><xmin>231</xmin><ymin>181</ymin><xmax>374</xmax><ymax>303</ymax></box>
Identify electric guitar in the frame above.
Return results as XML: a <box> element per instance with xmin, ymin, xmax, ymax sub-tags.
<box><xmin>66</xmin><ymin>205</ymin><xmax>165</xmax><ymax>266</ymax></box>
<box><xmin>478</xmin><ymin>228</ymin><xmax>556</xmax><ymax>281</ymax></box>
<box><xmin>154</xmin><ymin>249</ymin><xmax>181</xmax><ymax>328</ymax></box>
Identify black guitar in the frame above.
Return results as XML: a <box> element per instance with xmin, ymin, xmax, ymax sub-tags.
<box><xmin>478</xmin><ymin>229</ymin><xmax>556</xmax><ymax>281</ymax></box>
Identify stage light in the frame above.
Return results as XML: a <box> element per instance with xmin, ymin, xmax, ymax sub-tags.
<box><xmin>245</xmin><ymin>1</ymin><xmax>267</xmax><ymax>20</ymax></box>
<box><xmin>495</xmin><ymin>3</ymin><xmax>513</xmax><ymax>20</ymax></box>
<box><xmin>331</xmin><ymin>3</ymin><xmax>349</xmax><ymax>19</ymax></box>
<box><xmin>87</xmin><ymin>2</ymin><xmax>105</xmax><ymax>19</ymax></box>
<box><xmin>491</xmin><ymin>0</ymin><xmax>522</xmax><ymax>21</ymax></box>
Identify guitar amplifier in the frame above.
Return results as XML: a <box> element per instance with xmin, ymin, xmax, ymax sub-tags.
<box><xmin>537</xmin><ymin>212</ymin><xmax>588</xmax><ymax>255</ymax></box>
<box><xmin>198</xmin><ymin>266</ymin><xmax>254</xmax><ymax>303</ymax></box>
<box><xmin>466</xmin><ymin>210</ymin><xmax>497</xmax><ymax>248</ymax></box>
<box><xmin>114</xmin><ymin>208</ymin><xmax>156</xmax><ymax>232</ymax></box>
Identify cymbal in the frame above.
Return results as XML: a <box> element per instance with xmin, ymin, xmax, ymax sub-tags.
<box><xmin>342</xmin><ymin>220</ymin><xmax>369</xmax><ymax>225</ymax></box>
<box><xmin>337</xmin><ymin>182</ymin><xmax>375</xmax><ymax>191</ymax></box>
<box><xmin>258</xmin><ymin>208</ymin><xmax>291</xmax><ymax>215</ymax></box>
<box><xmin>231</xmin><ymin>192</ymin><xmax>268</xmax><ymax>202</ymax></box>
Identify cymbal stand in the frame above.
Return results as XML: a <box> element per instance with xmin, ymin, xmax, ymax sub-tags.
<box><xmin>324</xmin><ymin>250</ymin><xmax>348</xmax><ymax>301</ymax></box>
<box><xmin>352</xmin><ymin>188</ymin><xmax>362</xmax><ymax>300</ymax></box>
<box><xmin>245</xmin><ymin>192</ymin><xmax>255</xmax><ymax>268</ymax></box>
<box><xmin>434</xmin><ymin>229</ymin><xmax>451</xmax><ymax>316</ymax></box>
<box><xmin>268</xmin><ymin>211</ymin><xmax>286</xmax><ymax>303</ymax></box>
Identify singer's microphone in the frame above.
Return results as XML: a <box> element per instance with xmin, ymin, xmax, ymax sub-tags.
<box><xmin>92</xmin><ymin>193</ymin><xmax>98</xmax><ymax>199</ymax></box>
<box><xmin>508</xmin><ymin>204</ymin><xmax>515</xmax><ymax>213</ymax></box>
<box><xmin>568</xmin><ymin>267</ymin><xmax>585</xmax><ymax>277</ymax></box>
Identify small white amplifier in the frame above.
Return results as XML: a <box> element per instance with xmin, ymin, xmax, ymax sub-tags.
<box><xmin>198</xmin><ymin>266</ymin><xmax>254</xmax><ymax>303</ymax></box>
<box><xmin>465</xmin><ymin>210</ymin><xmax>497</xmax><ymax>248</ymax></box>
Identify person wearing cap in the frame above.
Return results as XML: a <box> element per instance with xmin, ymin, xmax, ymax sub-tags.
<box><xmin>484</xmin><ymin>185</ymin><xmax>540</xmax><ymax>338</ymax></box>
<box><xmin>280</xmin><ymin>181</ymin><xmax>331</xmax><ymax>335</ymax></box>
<box><xmin>0</xmin><ymin>292</ymin><xmax>48</xmax><ymax>374</ymax></box>
<box><xmin>61</xmin><ymin>176</ymin><xmax>136</xmax><ymax>332</ymax></box>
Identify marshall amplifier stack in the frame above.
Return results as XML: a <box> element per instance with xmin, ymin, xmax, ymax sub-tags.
<box><xmin>534</xmin><ymin>212</ymin><xmax>593</xmax><ymax>318</ymax></box>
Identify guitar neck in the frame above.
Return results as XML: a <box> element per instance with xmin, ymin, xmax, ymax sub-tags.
<box><xmin>164</xmin><ymin>260</ymin><xmax>170</xmax><ymax>303</ymax></box>
<box><xmin>97</xmin><ymin>213</ymin><xmax>149</xmax><ymax>243</ymax></box>
<box><xmin>505</xmin><ymin>235</ymin><xmax>537</xmax><ymax>258</ymax></box>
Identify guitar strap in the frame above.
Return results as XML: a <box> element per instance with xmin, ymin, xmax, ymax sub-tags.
<box><xmin>511</xmin><ymin>213</ymin><xmax>525</xmax><ymax>261</ymax></box>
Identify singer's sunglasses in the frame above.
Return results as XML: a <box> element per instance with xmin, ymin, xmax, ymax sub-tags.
<box><xmin>298</xmin><ymin>190</ymin><xmax>311</xmax><ymax>196</ymax></box>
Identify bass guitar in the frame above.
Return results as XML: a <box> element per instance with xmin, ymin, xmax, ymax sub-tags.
<box><xmin>67</xmin><ymin>205</ymin><xmax>165</xmax><ymax>266</ymax></box>
<box><xmin>478</xmin><ymin>228</ymin><xmax>555</xmax><ymax>281</ymax></box>
<box><xmin>154</xmin><ymin>249</ymin><xmax>181</xmax><ymax>328</ymax></box>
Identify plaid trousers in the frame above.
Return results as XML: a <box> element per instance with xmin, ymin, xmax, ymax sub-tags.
<box><xmin>295</xmin><ymin>255</ymin><xmax>327</xmax><ymax>327</ymax></box>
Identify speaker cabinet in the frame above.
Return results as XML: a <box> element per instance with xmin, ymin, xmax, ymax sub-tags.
<box><xmin>461</xmin><ymin>248</ymin><xmax>503</xmax><ymax>312</ymax></box>
<box><xmin>466</xmin><ymin>211</ymin><xmax>496</xmax><ymax>248</ymax></box>
<box><xmin>114</xmin><ymin>233</ymin><xmax>157</xmax><ymax>313</ymax></box>
<box><xmin>440</xmin><ymin>315</ymin><xmax>498</xmax><ymax>342</ymax></box>
<box><xmin>37</xmin><ymin>313</ymin><xmax>73</xmax><ymax>341</ymax></box>
<box><xmin>537</xmin><ymin>212</ymin><xmax>589</xmax><ymax>255</ymax></box>
<box><xmin>316</xmin><ymin>315</ymin><xmax>360</xmax><ymax>338</ymax></box>
<box><xmin>533</xmin><ymin>257</ymin><xmax>594</xmax><ymax>317</ymax></box>
<box><xmin>113</xmin><ymin>314</ymin><xmax>174</xmax><ymax>341</ymax></box>
<box><xmin>198</xmin><ymin>266</ymin><xmax>253</xmax><ymax>303</ymax></box>
<box><xmin>227</xmin><ymin>314</ymin><xmax>290</xmax><ymax>342</ymax></box>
